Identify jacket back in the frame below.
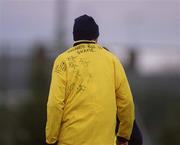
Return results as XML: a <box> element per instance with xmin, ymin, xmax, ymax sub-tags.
<box><xmin>46</xmin><ymin>41</ymin><xmax>134</xmax><ymax>145</ymax></box>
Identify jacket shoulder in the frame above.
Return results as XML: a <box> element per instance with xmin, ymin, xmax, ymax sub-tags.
<box><xmin>54</xmin><ymin>47</ymin><xmax>74</xmax><ymax>62</ymax></box>
<box><xmin>100</xmin><ymin>45</ymin><xmax>121</xmax><ymax>63</ymax></box>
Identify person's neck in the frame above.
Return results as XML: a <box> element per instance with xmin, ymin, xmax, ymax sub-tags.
<box><xmin>73</xmin><ymin>40</ymin><xmax>96</xmax><ymax>46</ymax></box>
<box><xmin>75</xmin><ymin>40</ymin><xmax>96</xmax><ymax>43</ymax></box>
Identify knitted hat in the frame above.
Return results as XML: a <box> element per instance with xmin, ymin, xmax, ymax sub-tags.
<box><xmin>73</xmin><ymin>14</ymin><xmax>99</xmax><ymax>41</ymax></box>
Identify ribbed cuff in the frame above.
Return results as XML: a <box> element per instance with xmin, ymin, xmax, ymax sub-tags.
<box><xmin>117</xmin><ymin>136</ymin><xmax>128</xmax><ymax>143</ymax></box>
<box><xmin>46</xmin><ymin>141</ymin><xmax>58</xmax><ymax>145</ymax></box>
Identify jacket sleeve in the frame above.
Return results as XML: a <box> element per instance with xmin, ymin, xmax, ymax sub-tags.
<box><xmin>114</xmin><ymin>57</ymin><xmax>135</xmax><ymax>140</ymax></box>
<box><xmin>46</xmin><ymin>56</ymin><xmax>66</xmax><ymax>144</ymax></box>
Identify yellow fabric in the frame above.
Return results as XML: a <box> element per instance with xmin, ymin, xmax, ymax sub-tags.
<box><xmin>46</xmin><ymin>41</ymin><xmax>134</xmax><ymax>145</ymax></box>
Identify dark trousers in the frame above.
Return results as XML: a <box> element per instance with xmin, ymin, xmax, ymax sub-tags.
<box><xmin>116</xmin><ymin>119</ymin><xmax>143</xmax><ymax>145</ymax></box>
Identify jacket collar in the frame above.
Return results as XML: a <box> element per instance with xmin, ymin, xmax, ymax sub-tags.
<box><xmin>73</xmin><ymin>40</ymin><xmax>96</xmax><ymax>47</ymax></box>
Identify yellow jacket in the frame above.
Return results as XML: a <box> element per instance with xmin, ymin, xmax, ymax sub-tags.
<box><xmin>46</xmin><ymin>40</ymin><xmax>134</xmax><ymax>145</ymax></box>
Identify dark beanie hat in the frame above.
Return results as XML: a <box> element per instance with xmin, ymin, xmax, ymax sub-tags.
<box><xmin>73</xmin><ymin>14</ymin><xmax>99</xmax><ymax>41</ymax></box>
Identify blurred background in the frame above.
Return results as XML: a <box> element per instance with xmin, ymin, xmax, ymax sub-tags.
<box><xmin>0</xmin><ymin>0</ymin><xmax>180</xmax><ymax>145</ymax></box>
